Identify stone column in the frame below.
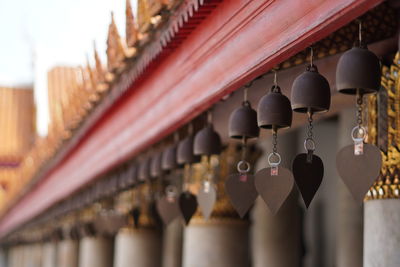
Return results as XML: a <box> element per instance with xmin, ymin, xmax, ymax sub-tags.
<box><xmin>364</xmin><ymin>199</ymin><xmax>400</xmax><ymax>266</ymax></box>
<box><xmin>182</xmin><ymin>144</ymin><xmax>250</xmax><ymax>267</ymax></box>
<box><xmin>162</xmin><ymin>219</ymin><xmax>183</xmax><ymax>267</ymax></box>
<box><xmin>57</xmin><ymin>239</ymin><xmax>79</xmax><ymax>267</ymax></box>
<box><xmin>78</xmin><ymin>236</ymin><xmax>113</xmax><ymax>267</ymax></box>
<box><xmin>113</xmin><ymin>185</ymin><xmax>162</xmax><ymax>267</ymax></box>
<box><xmin>113</xmin><ymin>227</ymin><xmax>162</xmax><ymax>267</ymax></box>
<box><xmin>42</xmin><ymin>242</ymin><xmax>57</xmax><ymax>267</ymax></box>
<box><xmin>0</xmin><ymin>247</ymin><xmax>7</xmax><ymax>267</ymax></box>
<box><xmin>336</xmin><ymin>108</ymin><xmax>363</xmax><ymax>267</ymax></box>
<box><xmin>31</xmin><ymin>243</ymin><xmax>43</xmax><ymax>267</ymax></box>
<box><xmin>251</xmin><ymin>131</ymin><xmax>302</xmax><ymax>267</ymax></box>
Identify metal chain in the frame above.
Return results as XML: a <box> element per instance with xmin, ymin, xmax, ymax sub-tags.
<box><xmin>307</xmin><ymin>112</ymin><xmax>314</xmax><ymax>139</ymax></box>
<box><xmin>272</xmin><ymin>131</ymin><xmax>278</xmax><ymax>154</ymax></box>
<box><xmin>241</xmin><ymin>137</ymin><xmax>247</xmax><ymax>160</ymax></box>
<box><xmin>356</xmin><ymin>93</ymin><xmax>363</xmax><ymax>127</ymax></box>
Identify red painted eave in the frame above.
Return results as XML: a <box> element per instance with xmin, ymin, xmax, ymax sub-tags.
<box><xmin>0</xmin><ymin>0</ymin><xmax>383</xmax><ymax>237</ymax></box>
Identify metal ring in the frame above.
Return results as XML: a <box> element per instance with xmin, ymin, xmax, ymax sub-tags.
<box><xmin>267</xmin><ymin>152</ymin><xmax>281</xmax><ymax>166</ymax></box>
<box><xmin>165</xmin><ymin>185</ymin><xmax>177</xmax><ymax>198</ymax></box>
<box><xmin>237</xmin><ymin>160</ymin><xmax>250</xmax><ymax>174</ymax></box>
<box><xmin>351</xmin><ymin>126</ymin><xmax>366</xmax><ymax>142</ymax></box>
<box><xmin>304</xmin><ymin>138</ymin><xmax>316</xmax><ymax>151</ymax></box>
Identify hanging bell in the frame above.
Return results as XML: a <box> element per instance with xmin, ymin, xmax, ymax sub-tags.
<box><xmin>257</xmin><ymin>86</ymin><xmax>292</xmax><ymax>129</ymax></box>
<box><xmin>336</xmin><ymin>47</ymin><xmax>381</xmax><ymax>95</ymax></box>
<box><xmin>162</xmin><ymin>145</ymin><xmax>178</xmax><ymax>171</ymax></box>
<box><xmin>194</xmin><ymin>125</ymin><xmax>222</xmax><ymax>156</ymax></box>
<box><xmin>291</xmin><ymin>65</ymin><xmax>331</xmax><ymax>113</ymax></box>
<box><xmin>138</xmin><ymin>157</ymin><xmax>151</xmax><ymax>181</ymax></box>
<box><xmin>150</xmin><ymin>152</ymin><xmax>163</xmax><ymax>178</ymax></box>
<box><xmin>229</xmin><ymin>101</ymin><xmax>259</xmax><ymax>139</ymax></box>
<box><xmin>177</xmin><ymin>136</ymin><xmax>201</xmax><ymax>165</ymax></box>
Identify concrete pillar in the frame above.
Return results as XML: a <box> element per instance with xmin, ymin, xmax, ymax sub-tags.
<box><xmin>31</xmin><ymin>243</ymin><xmax>43</xmax><ymax>267</ymax></box>
<box><xmin>336</xmin><ymin>108</ymin><xmax>363</xmax><ymax>267</ymax></box>
<box><xmin>113</xmin><ymin>227</ymin><xmax>161</xmax><ymax>267</ymax></box>
<box><xmin>57</xmin><ymin>239</ymin><xmax>79</xmax><ymax>267</ymax></box>
<box><xmin>251</xmin><ymin>131</ymin><xmax>302</xmax><ymax>267</ymax></box>
<box><xmin>8</xmin><ymin>246</ymin><xmax>20</xmax><ymax>267</ymax></box>
<box><xmin>0</xmin><ymin>247</ymin><xmax>7</xmax><ymax>267</ymax></box>
<box><xmin>42</xmin><ymin>242</ymin><xmax>57</xmax><ymax>267</ymax></box>
<box><xmin>162</xmin><ymin>220</ymin><xmax>183</xmax><ymax>267</ymax></box>
<box><xmin>364</xmin><ymin>199</ymin><xmax>400</xmax><ymax>266</ymax></box>
<box><xmin>182</xmin><ymin>144</ymin><xmax>250</xmax><ymax>267</ymax></box>
<box><xmin>78</xmin><ymin>236</ymin><xmax>113</xmax><ymax>267</ymax></box>
<box><xmin>182</xmin><ymin>220</ymin><xmax>249</xmax><ymax>267</ymax></box>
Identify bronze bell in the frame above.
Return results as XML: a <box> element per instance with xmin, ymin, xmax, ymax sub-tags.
<box><xmin>229</xmin><ymin>101</ymin><xmax>259</xmax><ymax>139</ymax></box>
<box><xmin>162</xmin><ymin>145</ymin><xmax>178</xmax><ymax>170</ymax></box>
<box><xmin>336</xmin><ymin>46</ymin><xmax>381</xmax><ymax>95</ymax></box>
<box><xmin>177</xmin><ymin>136</ymin><xmax>201</xmax><ymax>165</ymax></box>
<box><xmin>194</xmin><ymin>125</ymin><xmax>222</xmax><ymax>156</ymax></box>
<box><xmin>291</xmin><ymin>65</ymin><xmax>331</xmax><ymax>113</ymax></box>
<box><xmin>138</xmin><ymin>157</ymin><xmax>151</xmax><ymax>181</ymax></box>
<box><xmin>257</xmin><ymin>86</ymin><xmax>292</xmax><ymax>129</ymax></box>
<box><xmin>150</xmin><ymin>152</ymin><xmax>163</xmax><ymax>178</ymax></box>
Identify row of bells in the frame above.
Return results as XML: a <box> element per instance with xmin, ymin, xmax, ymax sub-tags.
<box><xmin>230</xmin><ymin>46</ymin><xmax>381</xmax><ymax>139</ymax></box>
<box><xmin>136</xmin><ymin>45</ymin><xmax>381</xmax><ymax>180</ymax></box>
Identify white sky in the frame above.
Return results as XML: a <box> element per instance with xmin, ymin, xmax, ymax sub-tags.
<box><xmin>0</xmin><ymin>0</ymin><xmax>136</xmax><ymax>136</ymax></box>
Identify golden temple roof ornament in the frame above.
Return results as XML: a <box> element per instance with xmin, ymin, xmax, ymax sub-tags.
<box><xmin>126</xmin><ymin>0</ymin><xmax>139</xmax><ymax>50</ymax></box>
<box><xmin>93</xmin><ymin>43</ymin><xmax>109</xmax><ymax>93</ymax></box>
<box><xmin>106</xmin><ymin>12</ymin><xmax>127</xmax><ymax>76</ymax></box>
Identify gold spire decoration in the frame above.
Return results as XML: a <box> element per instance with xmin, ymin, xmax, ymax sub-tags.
<box><xmin>137</xmin><ymin>0</ymin><xmax>152</xmax><ymax>33</ymax></box>
<box><xmin>93</xmin><ymin>43</ymin><xmax>109</xmax><ymax>93</ymax></box>
<box><xmin>106</xmin><ymin>12</ymin><xmax>126</xmax><ymax>74</ymax></box>
<box><xmin>125</xmin><ymin>0</ymin><xmax>138</xmax><ymax>58</ymax></box>
<box><xmin>126</xmin><ymin>0</ymin><xmax>138</xmax><ymax>48</ymax></box>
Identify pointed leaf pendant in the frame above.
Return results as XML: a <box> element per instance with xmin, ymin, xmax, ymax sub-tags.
<box><xmin>292</xmin><ymin>153</ymin><xmax>324</xmax><ymax>208</ymax></box>
<box><xmin>178</xmin><ymin>191</ymin><xmax>198</xmax><ymax>225</ymax></box>
<box><xmin>336</xmin><ymin>144</ymin><xmax>381</xmax><ymax>203</ymax></box>
<box><xmin>255</xmin><ymin>167</ymin><xmax>294</xmax><ymax>215</ymax></box>
<box><xmin>197</xmin><ymin>181</ymin><xmax>216</xmax><ymax>220</ymax></box>
<box><xmin>156</xmin><ymin>196</ymin><xmax>181</xmax><ymax>225</ymax></box>
<box><xmin>225</xmin><ymin>173</ymin><xmax>258</xmax><ymax>218</ymax></box>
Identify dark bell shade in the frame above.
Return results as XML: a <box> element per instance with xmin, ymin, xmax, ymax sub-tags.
<box><xmin>257</xmin><ymin>87</ymin><xmax>292</xmax><ymax>129</ymax></box>
<box><xmin>177</xmin><ymin>136</ymin><xmax>201</xmax><ymax>165</ymax></box>
<box><xmin>162</xmin><ymin>145</ymin><xmax>178</xmax><ymax>170</ymax></box>
<box><xmin>193</xmin><ymin>125</ymin><xmax>222</xmax><ymax>156</ymax></box>
<box><xmin>291</xmin><ymin>65</ymin><xmax>331</xmax><ymax>113</ymax></box>
<box><xmin>336</xmin><ymin>46</ymin><xmax>381</xmax><ymax>95</ymax></box>
<box><xmin>138</xmin><ymin>157</ymin><xmax>151</xmax><ymax>181</ymax></box>
<box><xmin>124</xmin><ymin>163</ymin><xmax>138</xmax><ymax>186</ymax></box>
<box><xmin>150</xmin><ymin>152</ymin><xmax>163</xmax><ymax>178</ymax></box>
<box><xmin>228</xmin><ymin>101</ymin><xmax>260</xmax><ymax>139</ymax></box>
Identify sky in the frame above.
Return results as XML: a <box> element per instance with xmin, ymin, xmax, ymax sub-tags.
<box><xmin>0</xmin><ymin>0</ymin><xmax>136</xmax><ymax>136</ymax></box>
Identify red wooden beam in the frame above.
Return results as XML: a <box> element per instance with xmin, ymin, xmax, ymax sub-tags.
<box><xmin>0</xmin><ymin>0</ymin><xmax>382</xmax><ymax>236</ymax></box>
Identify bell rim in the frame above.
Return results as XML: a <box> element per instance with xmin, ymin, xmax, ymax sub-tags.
<box><xmin>291</xmin><ymin>105</ymin><xmax>329</xmax><ymax>114</ymax></box>
<box><xmin>337</xmin><ymin>87</ymin><xmax>379</xmax><ymax>95</ymax></box>
<box><xmin>258</xmin><ymin>124</ymin><xmax>290</xmax><ymax>130</ymax></box>
<box><xmin>229</xmin><ymin>133</ymin><xmax>258</xmax><ymax>139</ymax></box>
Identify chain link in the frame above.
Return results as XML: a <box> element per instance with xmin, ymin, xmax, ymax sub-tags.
<box><xmin>307</xmin><ymin>112</ymin><xmax>314</xmax><ymax>139</ymax></box>
<box><xmin>241</xmin><ymin>137</ymin><xmax>247</xmax><ymax>161</ymax></box>
<box><xmin>356</xmin><ymin>93</ymin><xmax>363</xmax><ymax>127</ymax></box>
<box><xmin>272</xmin><ymin>131</ymin><xmax>278</xmax><ymax>154</ymax></box>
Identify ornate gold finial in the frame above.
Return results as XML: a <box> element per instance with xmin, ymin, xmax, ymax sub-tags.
<box><xmin>126</xmin><ymin>0</ymin><xmax>138</xmax><ymax>48</ymax></box>
<box><xmin>137</xmin><ymin>0</ymin><xmax>152</xmax><ymax>33</ymax></box>
<box><xmin>106</xmin><ymin>12</ymin><xmax>127</xmax><ymax>74</ymax></box>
